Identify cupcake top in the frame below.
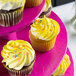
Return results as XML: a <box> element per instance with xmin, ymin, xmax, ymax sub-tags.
<box><xmin>43</xmin><ymin>0</ymin><xmax>52</xmax><ymax>12</ymax></box>
<box><xmin>1</xmin><ymin>40</ymin><xmax>35</xmax><ymax>70</ymax></box>
<box><xmin>0</xmin><ymin>0</ymin><xmax>26</xmax><ymax>11</ymax></box>
<box><xmin>53</xmin><ymin>54</ymin><xmax>71</xmax><ymax>75</ymax></box>
<box><xmin>30</xmin><ymin>16</ymin><xmax>60</xmax><ymax>41</ymax></box>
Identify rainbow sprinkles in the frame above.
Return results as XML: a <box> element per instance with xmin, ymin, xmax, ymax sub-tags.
<box><xmin>1</xmin><ymin>40</ymin><xmax>35</xmax><ymax>70</ymax></box>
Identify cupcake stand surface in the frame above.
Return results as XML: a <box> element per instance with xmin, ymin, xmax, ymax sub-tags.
<box><xmin>0</xmin><ymin>0</ymin><xmax>46</xmax><ymax>40</ymax></box>
<box><xmin>0</xmin><ymin>0</ymin><xmax>74</xmax><ymax>76</ymax></box>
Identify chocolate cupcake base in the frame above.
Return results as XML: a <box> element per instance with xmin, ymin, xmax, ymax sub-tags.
<box><xmin>0</xmin><ymin>7</ymin><xmax>24</xmax><ymax>27</ymax></box>
<box><xmin>3</xmin><ymin>60</ymin><xmax>35</xmax><ymax>76</ymax></box>
<box><xmin>40</xmin><ymin>7</ymin><xmax>51</xmax><ymax>18</ymax></box>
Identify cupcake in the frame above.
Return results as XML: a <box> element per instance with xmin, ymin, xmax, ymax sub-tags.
<box><xmin>29</xmin><ymin>16</ymin><xmax>60</xmax><ymax>52</ymax></box>
<box><xmin>0</xmin><ymin>0</ymin><xmax>26</xmax><ymax>27</ymax></box>
<box><xmin>40</xmin><ymin>0</ymin><xmax>52</xmax><ymax>18</ymax></box>
<box><xmin>1</xmin><ymin>40</ymin><xmax>35</xmax><ymax>76</ymax></box>
<box><xmin>25</xmin><ymin>0</ymin><xmax>43</xmax><ymax>8</ymax></box>
<box><xmin>52</xmin><ymin>54</ymin><xmax>71</xmax><ymax>76</ymax></box>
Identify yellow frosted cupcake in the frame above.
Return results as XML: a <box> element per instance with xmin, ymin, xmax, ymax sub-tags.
<box><xmin>29</xmin><ymin>16</ymin><xmax>60</xmax><ymax>52</ymax></box>
<box><xmin>40</xmin><ymin>0</ymin><xmax>52</xmax><ymax>17</ymax></box>
<box><xmin>52</xmin><ymin>54</ymin><xmax>71</xmax><ymax>76</ymax></box>
<box><xmin>1</xmin><ymin>40</ymin><xmax>35</xmax><ymax>76</ymax></box>
<box><xmin>25</xmin><ymin>0</ymin><xmax>43</xmax><ymax>8</ymax></box>
<box><xmin>0</xmin><ymin>0</ymin><xmax>26</xmax><ymax>27</ymax></box>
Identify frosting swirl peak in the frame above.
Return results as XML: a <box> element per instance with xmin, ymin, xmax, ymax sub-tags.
<box><xmin>43</xmin><ymin>0</ymin><xmax>52</xmax><ymax>12</ymax></box>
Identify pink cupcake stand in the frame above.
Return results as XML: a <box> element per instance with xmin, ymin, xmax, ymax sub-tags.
<box><xmin>0</xmin><ymin>0</ymin><xmax>74</xmax><ymax>76</ymax></box>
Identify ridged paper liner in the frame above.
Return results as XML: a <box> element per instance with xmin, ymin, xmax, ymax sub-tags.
<box><xmin>3</xmin><ymin>60</ymin><xmax>35</xmax><ymax>76</ymax></box>
<box><xmin>25</xmin><ymin>0</ymin><xmax>43</xmax><ymax>7</ymax></box>
<box><xmin>0</xmin><ymin>7</ymin><xmax>24</xmax><ymax>27</ymax></box>
<box><xmin>29</xmin><ymin>31</ymin><xmax>57</xmax><ymax>52</ymax></box>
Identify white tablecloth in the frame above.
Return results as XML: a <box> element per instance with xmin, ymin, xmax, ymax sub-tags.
<box><xmin>52</xmin><ymin>2</ymin><xmax>75</xmax><ymax>76</ymax></box>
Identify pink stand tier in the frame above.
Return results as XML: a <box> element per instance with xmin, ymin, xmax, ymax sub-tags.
<box><xmin>30</xmin><ymin>48</ymin><xmax>74</xmax><ymax>76</ymax></box>
<box><xmin>0</xmin><ymin>0</ymin><xmax>46</xmax><ymax>39</ymax></box>
<box><xmin>0</xmin><ymin>47</ymin><xmax>74</xmax><ymax>76</ymax></box>
<box><xmin>0</xmin><ymin>2</ymin><xmax>74</xmax><ymax>76</ymax></box>
<box><xmin>0</xmin><ymin>11</ymin><xmax>68</xmax><ymax>76</ymax></box>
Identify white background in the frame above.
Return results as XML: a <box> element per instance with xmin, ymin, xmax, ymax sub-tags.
<box><xmin>52</xmin><ymin>2</ymin><xmax>76</xmax><ymax>76</ymax></box>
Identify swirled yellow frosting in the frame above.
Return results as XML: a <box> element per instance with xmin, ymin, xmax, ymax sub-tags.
<box><xmin>31</xmin><ymin>16</ymin><xmax>60</xmax><ymax>41</ymax></box>
<box><xmin>53</xmin><ymin>54</ymin><xmax>71</xmax><ymax>75</ymax></box>
<box><xmin>43</xmin><ymin>0</ymin><xmax>52</xmax><ymax>12</ymax></box>
<box><xmin>0</xmin><ymin>0</ymin><xmax>26</xmax><ymax>11</ymax></box>
<box><xmin>1</xmin><ymin>40</ymin><xmax>35</xmax><ymax>70</ymax></box>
